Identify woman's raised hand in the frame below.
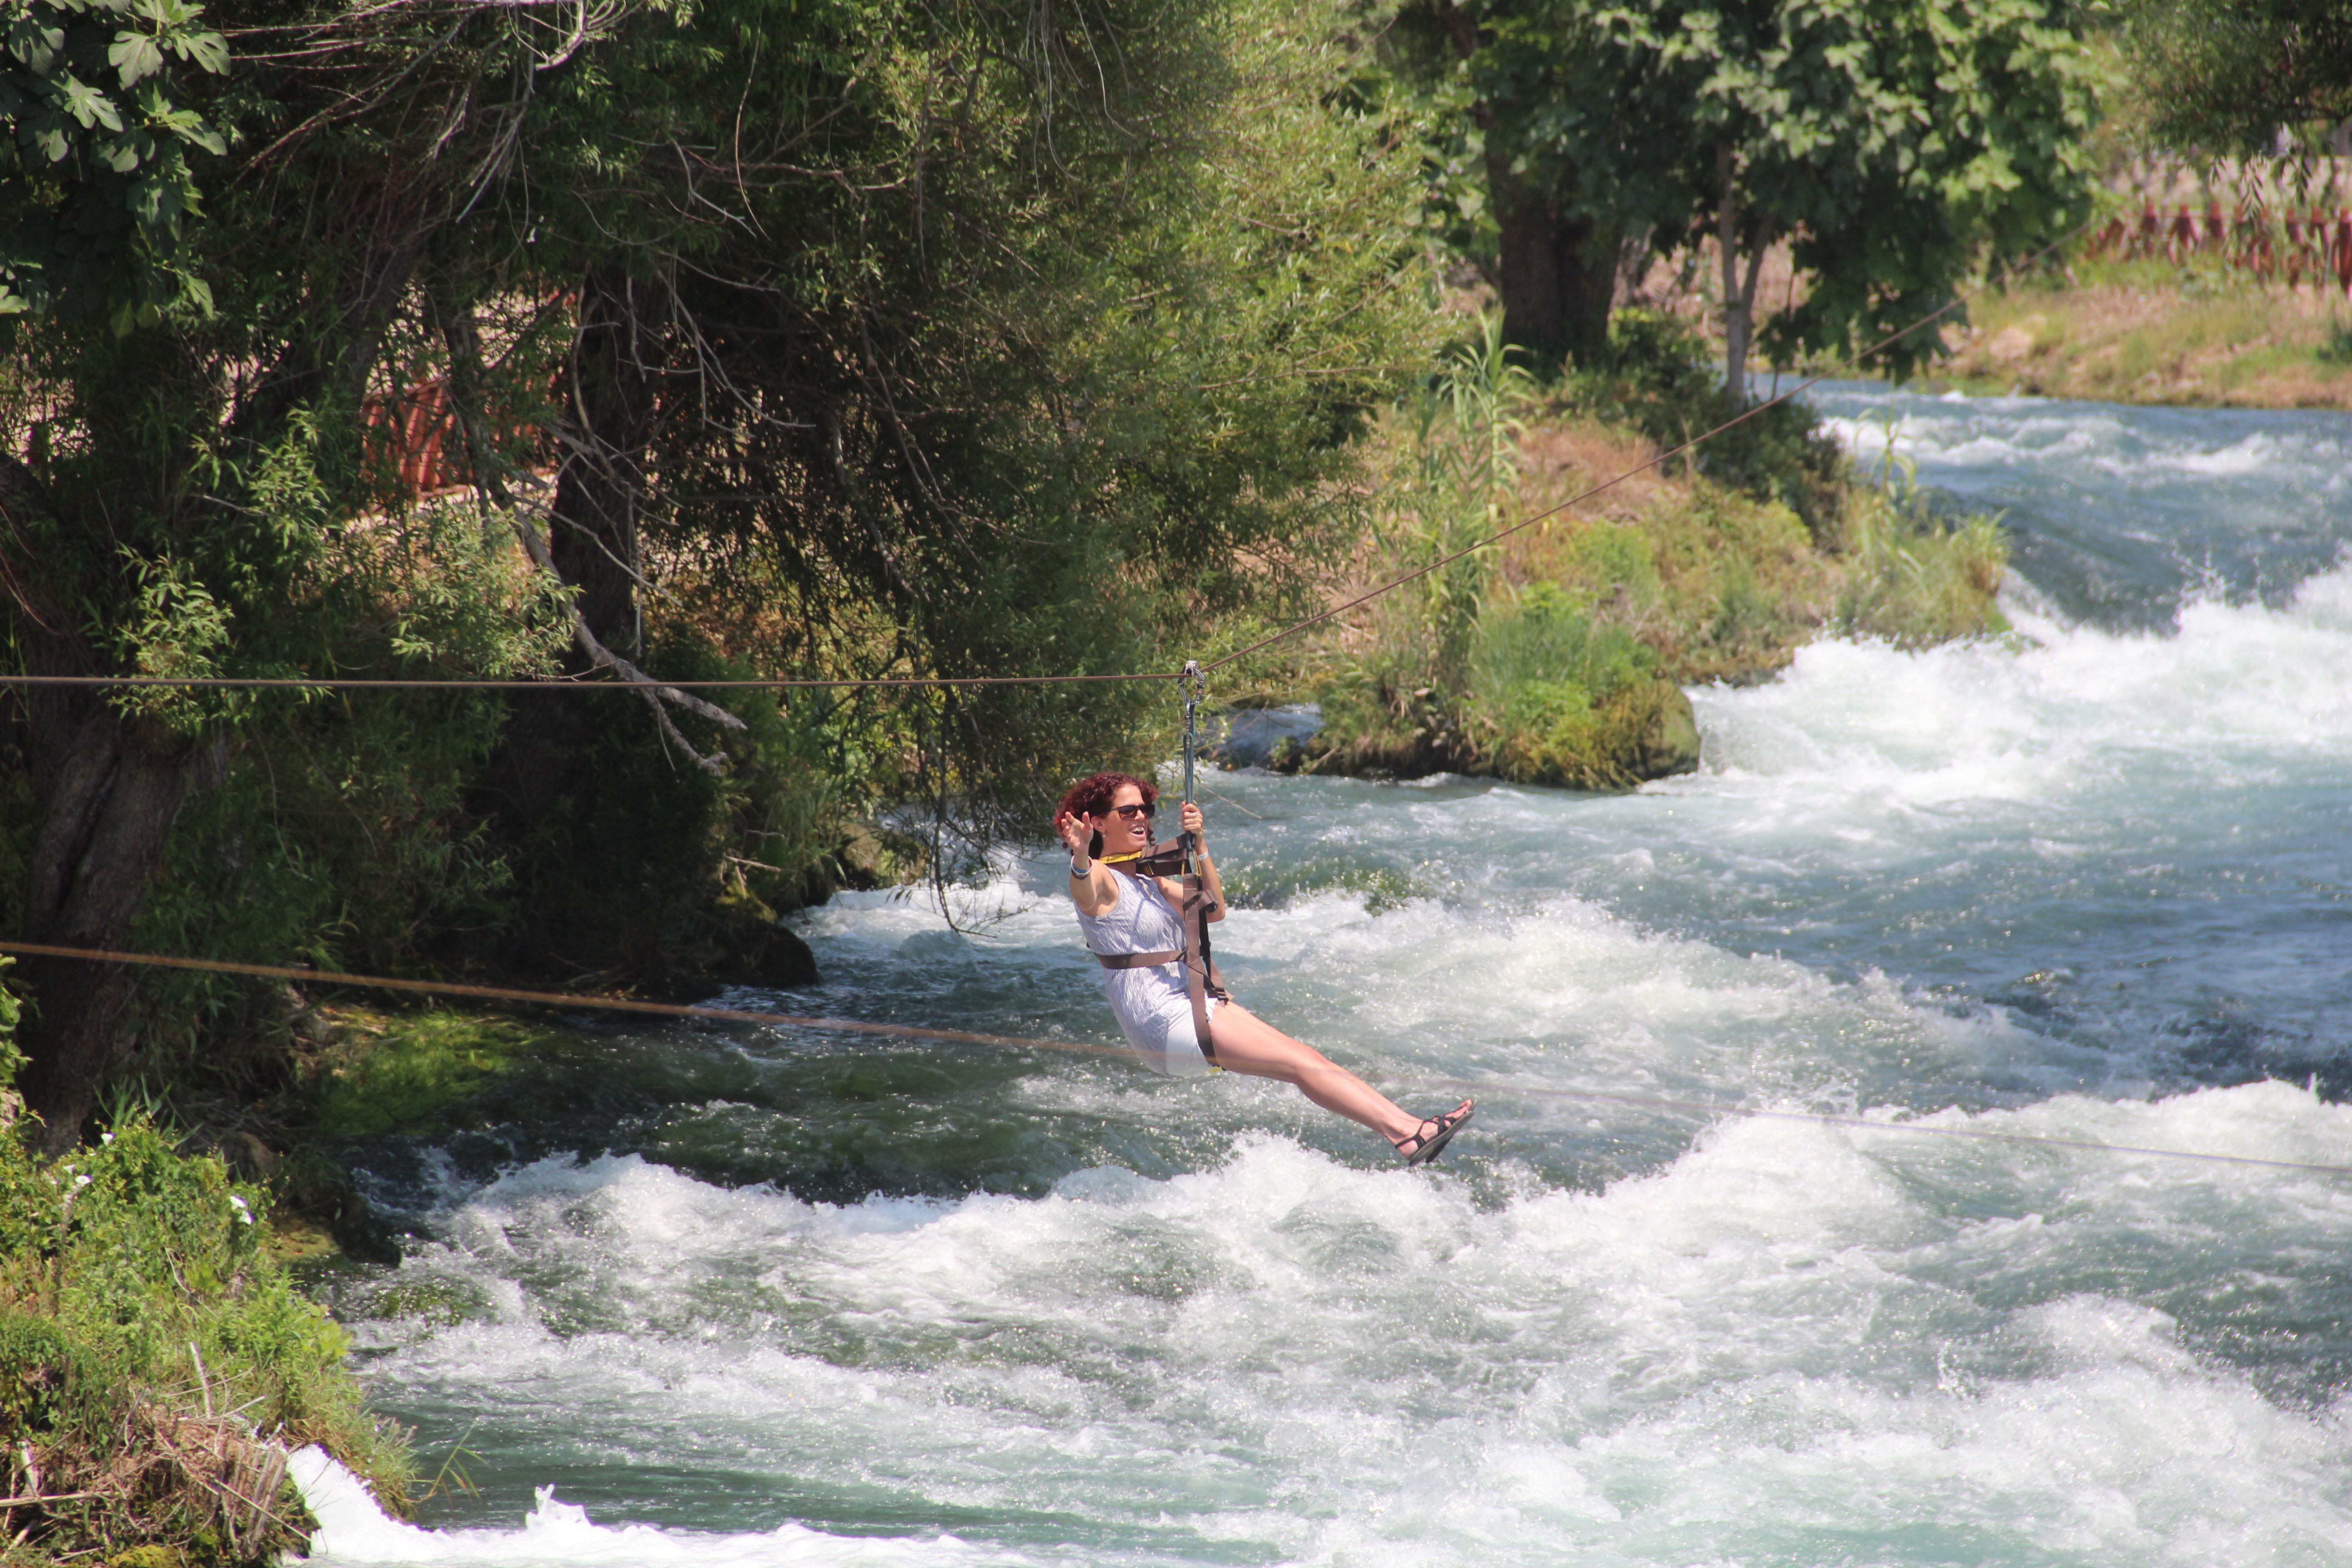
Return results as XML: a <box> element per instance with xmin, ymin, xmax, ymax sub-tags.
<box><xmin>1055</xmin><ymin>810</ymin><xmax>1092</xmax><ymax>858</ymax></box>
<box><xmin>1180</xmin><ymin>801</ymin><xmax>1205</xmax><ymax>845</ymax></box>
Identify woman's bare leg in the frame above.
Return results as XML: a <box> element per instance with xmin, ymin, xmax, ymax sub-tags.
<box><xmin>1203</xmin><ymin>1003</ymin><xmax>1425</xmax><ymax>1145</ymax></box>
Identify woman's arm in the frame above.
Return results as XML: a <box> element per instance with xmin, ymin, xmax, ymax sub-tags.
<box><xmin>1055</xmin><ymin>810</ymin><xmax>1120</xmax><ymax>916</ymax></box>
<box><xmin>1178</xmin><ymin>801</ymin><xmax>1228</xmax><ymax>923</ymax></box>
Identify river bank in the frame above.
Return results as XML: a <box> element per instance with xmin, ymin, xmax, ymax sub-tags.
<box><xmin>1638</xmin><ymin>230</ymin><xmax>2352</xmax><ymax>412</ymax></box>
<box><xmin>0</xmin><ymin>973</ymin><xmax>413</xmax><ymax>1568</ymax></box>
<box><xmin>1926</xmin><ymin>260</ymin><xmax>2352</xmax><ymax>410</ymax></box>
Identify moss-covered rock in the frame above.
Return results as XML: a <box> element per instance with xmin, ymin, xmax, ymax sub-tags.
<box><xmin>308</xmin><ymin>1010</ymin><xmax>539</xmax><ymax>1139</ymax></box>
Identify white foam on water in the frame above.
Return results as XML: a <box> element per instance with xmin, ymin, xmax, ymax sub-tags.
<box><xmin>1681</xmin><ymin>558</ymin><xmax>2352</xmax><ymax>827</ymax></box>
<box><xmin>1818</xmin><ymin>410</ymin><xmax>2129</xmax><ymax>471</ymax></box>
<box><xmin>288</xmin><ymin>1446</ymin><xmax>1019</xmax><ymax>1568</ymax></box>
<box><xmin>1818</xmin><ymin>394</ymin><xmax>2347</xmax><ymax>496</ymax></box>
<box><xmin>318</xmin><ymin>1078</ymin><xmax>2352</xmax><ymax>1567</ymax></box>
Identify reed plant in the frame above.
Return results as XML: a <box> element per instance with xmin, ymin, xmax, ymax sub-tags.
<box><xmin>1830</xmin><ymin>442</ymin><xmax>2010</xmax><ymax>646</ymax></box>
<box><xmin>1313</xmin><ymin>316</ymin><xmax>1536</xmax><ymax>774</ymax></box>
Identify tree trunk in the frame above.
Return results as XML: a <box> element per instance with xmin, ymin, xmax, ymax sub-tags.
<box><xmin>1715</xmin><ymin>150</ymin><xmax>1769</xmax><ymax>407</ymax></box>
<box><xmin>552</xmin><ymin>266</ymin><xmax>661</xmax><ymax>656</ymax></box>
<box><xmin>1</xmin><ymin>460</ymin><xmax>218</xmax><ymax>1151</ymax></box>
<box><xmin>1488</xmin><ymin>149</ymin><xmax>1620</xmax><ymax>372</ymax></box>
<box><xmin>469</xmin><ymin>267</ymin><xmax>666</xmax><ymax>954</ymax></box>
<box><xmin>1718</xmin><ymin>149</ymin><xmax>1749</xmax><ymax>406</ymax></box>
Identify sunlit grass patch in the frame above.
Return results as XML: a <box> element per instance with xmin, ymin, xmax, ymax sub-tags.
<box><xmin>307</xmin><ymin>1007</ymin><xmax>558</xmax><ymax>1138</ymax></box>
<box><xmin>1939</xmin><ymin>268</ymin><xmax>2352</xmax><ymax>407</ymax></box>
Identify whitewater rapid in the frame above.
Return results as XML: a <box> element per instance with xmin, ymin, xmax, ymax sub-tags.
<box><xmin>302</xmin><ymin>386</ymin><xmax>2352</xmax><ymax>1567</ymax></box>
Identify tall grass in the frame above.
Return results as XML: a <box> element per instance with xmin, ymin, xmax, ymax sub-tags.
<box><xmin>1832</xmin><ymin>439</ymin><xmax>2010</xmax><ymax>645</ymax></box>
<box><xmin>1464</xmin><ymin>582</ymin><xmax>1671</xmax><ymax>787</ymax></box>
<box><xmin>1314</xmin><ymin>315</ymin><xmax>1536</xmax><ymax>771</ymax></box>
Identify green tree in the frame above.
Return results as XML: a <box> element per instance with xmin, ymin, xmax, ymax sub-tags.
<box><xmin>2117</xmin><ymin>0</ymin><xmax>2352</xmax><ymax>155</ymax></box>
<box><xmin>459</xmin><ymin>0</ymin><xmax>1432</xmax><ymax>912</ymax></box>
<box><xmin>1</xmin><ymin>0</ymin><xmax>1430</xmax><ymax>1144</ymax></box>
<box><xmin>1394</xmin><ymin>0</ymin><xmax>2097</xmax><ymax>394</ymax></box>
<box><xmin>1</xmin><ymin>0</ymin><xmax>555</xmax><ymax>1149</ymax></box>
<box><xmin>1392</xmin><ymin>0</ymin><xmax>1687</xmax><ymax>369</ymax></box>
<box><xmin>1662</xmin><ymin>0</ymin><xmax>2099</xmax><ymax>402</ymax></box>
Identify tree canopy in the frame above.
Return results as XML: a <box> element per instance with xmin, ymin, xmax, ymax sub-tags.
<box><xmin>1391</xmin><ymin>0</ymin><xmax>2098</xmax><ymax>392</ymax></box>
<box><xmin>2116</xmin><ymin>0</ymin><xmax>2352</xmax><ymax>156</ymax></box>
<box><xmin>0</xmin><ymin>0</ymin><xmax>1433</xmax><ymax>1142</ymax></box>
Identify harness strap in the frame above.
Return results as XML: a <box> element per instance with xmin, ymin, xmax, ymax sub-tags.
<box><xmin>1094</xmin><ymin>949</ymin><xmax>1182</xmax><ymax>970</ymax></box>
<box><xmin>1109</xmin><ymin>838</ymin><xmax>1227</xmax><ymax>1060</ymax></box>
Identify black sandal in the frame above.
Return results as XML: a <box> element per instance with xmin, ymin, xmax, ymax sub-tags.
<box><xmin>1394</xmin><ymin>1100</ymin><xmax>1474</xmax><ymax>1166</ymax></box>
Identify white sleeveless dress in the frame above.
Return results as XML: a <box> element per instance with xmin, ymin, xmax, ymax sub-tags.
<box><xmin>1074</xmin><ymin>872</ymin><xmax>1220</xmax><ymax>1078</ymax></box>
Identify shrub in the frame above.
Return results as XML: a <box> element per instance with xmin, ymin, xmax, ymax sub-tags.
<box><xmin>1831</xmin><ymin>471</ymin><xmax>2011</xmax><ymax>647</ymax></box>
<box><xmin>1464</xmin><ymin>582</ymin><xmax>1677</xmax><ymax>787</ymax></box>
<box><xmin>1561</xmin><ymin>308</ymin><xmax>1846</xmax><ymax>532</ymax></box>
<box><xmin>0</xmin><ymin>961</ymin><xmax>410</xmax><ymax>1565</ymax></box>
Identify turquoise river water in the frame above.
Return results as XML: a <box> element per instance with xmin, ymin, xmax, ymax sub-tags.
<box><xmin>294</xmin><ymin>382</ymin><xmax>2352</xmax><ymax>1567</ymax></box>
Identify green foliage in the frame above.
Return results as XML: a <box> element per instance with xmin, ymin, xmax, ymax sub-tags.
<box><xmin>0</xmin><ymin>0</ymin><xmax>229</xmax><ymax>324</ymax></box>
<box><xmin>1562</xmin><ymin>307</ymin><xmax>1845</xmax><ymax>525</ymax></box>
<box><xmin>2117</xmin><ymin>0</ymin><xmax>2352</xmax><ymax>157</ymax></box>
<box><xmin>1630</xmin><ymin>482</ymin><xmax>1833</xmax><ymax>678</ymax></box>
<box><xmin>1541</xmin><ymin>520</ymin><xmax>1662</xmax><ymax>611</ymax></box>
<box><xmin>0</xmin><ymin>955</ymin><xmax>21</xmax><ymax>1090</ymax></box>
<box><xmin>117</xmin><ymin>502</ymin><xmax>569</xmax><ymax>1088</ymax></box>
<box><xmin>1391</xmin><ymin>0</ymin><xmax>2098</xmax><ymax>383</ymax></box>
<box><xmin>489</xmin><ymin>631</ymin><xmax>849</xmax><ymax>976</ymax></box>
<box><xmin>508</xmin><ymin>0</ymin><xmax>1437</xmax><ymax>841</ymax></box>
<box><xmin>1471</xmin><ymin>581</ymin><xmax>1653</xmax><ymax>711</ymax></box>
<box><xmin>1659</xmin><ymin>0</ymin><xmax>2100</xmax><ymax>378</ymax></box>
<box><xmin>1464</xmin><ymin>580</ymin><xmax>1669</xmax><ymax>787</ymax></box>
<box><xmin>0</xmin><ymin>959</ymin><xmax>408</xmax><ymax>1558</ymax></box>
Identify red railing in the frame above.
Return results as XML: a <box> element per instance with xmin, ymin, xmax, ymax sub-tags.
<box><xmin>2083</xmin><ymin>201</ymin><xmax>2352</xmax><ymax>291</ymax></box>
<box><xmin>360</xmin><ymin>377</ymin><xmax>548</xmax><ymax>501</ymax></box>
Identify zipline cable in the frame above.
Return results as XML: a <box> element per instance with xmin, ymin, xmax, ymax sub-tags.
<box><xmin>4</xmin><ymin>938</ymin><xmax>2345</xmax><ymax>1181</ymax></box>
<box><xmin>0</xmin><ymin>941</ymin><xmax>1127</xmax><ymax>1058</ymax></box>
<box><xmin>0</xmin><ymin>672</ymin><xmax>1176</xmax><ymax>692</ymax></box>
<box><xmin>0</xmin><ymin>221</ymin><xmax>2098</xmax><ymax>697</ymax></box>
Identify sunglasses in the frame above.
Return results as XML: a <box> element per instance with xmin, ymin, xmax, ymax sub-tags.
<box><xmin>1103</xmin><ymin>801</ymin><xmax>1155</xmax><ymax>819</ymax></box>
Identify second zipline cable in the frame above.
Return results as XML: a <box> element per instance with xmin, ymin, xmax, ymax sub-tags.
<box><xmin>4</xmin><ymin>938</ymin><xmax>2343</xmax><ymax>1181</ymax></box>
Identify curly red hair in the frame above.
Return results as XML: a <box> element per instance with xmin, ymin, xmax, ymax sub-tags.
<box><xmin>1055</xmin><ymin>771</ymin><xmax>1158</xmax><ymax>824</ymax></box>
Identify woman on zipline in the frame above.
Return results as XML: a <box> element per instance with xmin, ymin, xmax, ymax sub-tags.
<box><xmin>1055</xmin><ymin>771</ymin><xmax>1473</xmax><ymax>1164</ymax></box>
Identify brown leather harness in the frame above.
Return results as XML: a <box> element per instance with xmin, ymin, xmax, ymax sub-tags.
<box><xmin>1093</xmin><ymin>836</ymin><xmax>1229</xmax><ymax>1063</ymax></box>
